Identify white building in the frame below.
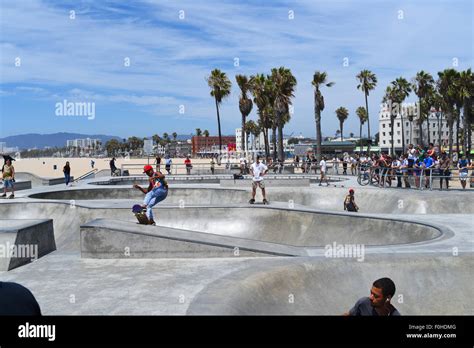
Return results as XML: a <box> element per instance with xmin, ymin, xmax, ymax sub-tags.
<box><xmin>66</xmin><ymin>138</ymin><xmax>101</xmax><ymax>149</ymax></box>
<box><xmin>379</xmin><ymin>103</ymin><xmax>449</xmax><ymax>154</ymax></box>
<box><xmin>236</xmin><ymin>128</ymin><xmax>295</xmax><ymax>156</ymax></box>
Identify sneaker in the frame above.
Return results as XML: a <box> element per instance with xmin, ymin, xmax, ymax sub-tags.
<box><xmin>8</xmin><ymin>194</ymin><xmax>14</xmax><ymax>199</ymax></box>
<box><xmin>148</xmin><ymin>219</ymin><xmax>156</xmax><ymax>225</ymax></box>
<box><xmin>0</xmin><ymin>193</ymin><xmax>6</xmax><ymax>198</ymax></box>
<box><xmin>263</xmin><ymin>199</ymin><xmax>269</xmax><ymax>205</ymax></box>
<box><xmin>248</xmin><ymin>199</ymin><xmax>255</xmax><ymax>204</ymax></box>
<box><xmin>318</xmin><ymin>183</ymin><xmax>322</xmax><ymax>186</ymax></box>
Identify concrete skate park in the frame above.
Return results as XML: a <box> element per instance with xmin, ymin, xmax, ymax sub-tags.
<box><xmin>1</xmin><ymin>172</ymin><xmax>473</xmax><ymax>315</ymax></box>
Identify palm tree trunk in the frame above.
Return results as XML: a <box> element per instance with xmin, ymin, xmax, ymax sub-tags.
<box><xmin>438</xmin><ymin>113</ymin><xmax>442</xmax><ymax>151</ymax></box>
<box><xmin>418</xmin><ymin>97</ymin><xmax>423</xmax><ymax>147</ymax></box>
<box><xmin>359</xmin><ymin>122</ymin><xmax>362</xmax><ymax>153</ymax></box>
<box><xmin>448</xmin><ymin>116</ymin><xmax>454</xmax><ymax>157</ymax></box>
<box><xmin>410</xmin><ymin>121</ymin><xmax>413</xmax><ymax>145</ymax></box>
<box><xmin>401</xmin><ymin>113</ymin><xmax>405</xmax><ymax>153</ymax></box>
<box><xmin>263</xmin><ymin>128</ymin><xmax>270</xmax><ymax>159</ymax></box>
<box><xmin>241</xmin><ymin>114</ymin><xmax>246</xmax><ymax>157</ymax></box>
<box><xmin>340</xmin><ymin>122</ymin><xmax>343</xmax><ymax>142</ymax></box>
<box><xmin>271</xmin><ymin>127</ymin><xmax>277</xmax><ymax>161</ymax></box>
<box><xmin>427</xmin><ymin>117</ymin><xmax>431</xmax><ymax>145</ymax></box>
<box><xmin>365</xmin><ymin>93</ymin><xmax>371</xmax><ymax>155</ymax></box>
<box><xmin>315</xmin><ymin>106</ymin><xmax>322</xmax><ymax>161</ymax></box>
<box><xmin>278</xmin><ymin>123</ymin><xmax>284</xmax><ymax>162</ymax></box>
<box><xmin>215</xmin><ymin>98</ymin><xmax>222</xmax><ymax>154</ymax></box>
<box><xmin>463</xmin><ymin>99</ymin><xmax>470</xmax><ymax>158</ymax></box>
<box><xmin>456</xmin><ymin>113</ymin><xmax>460</xmax><ymax>153</ymax></box>
<box><xmin>391</xmin><ymin>118</ymin><xmax>395</xmax><ymax>156</ymax></box>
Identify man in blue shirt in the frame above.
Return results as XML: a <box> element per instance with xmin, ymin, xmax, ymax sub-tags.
<box><xmin>422</xmin><ymin>152</ymin><xmax>435</xmax><ymax>188</ymax></box>
<box><xmin>457</xmin><ymin>155</ymin><xmax>470</xmax><ymax>190</ymax></box>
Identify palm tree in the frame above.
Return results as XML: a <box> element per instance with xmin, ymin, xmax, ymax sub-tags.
<box><xmin>356</xmin><ymin>70</ymin><xmax>377</xmax><ymax>154</ymax></box>
<box><xmin>454</xmin><ymin>69</ymin><xmax>473</xmax><ymax>157</ymax></box>
<box><xmin>245</xmin><ymin>120</ymin><xmax>259</xmax><ymax>158</ymax></box>
<box><xmin>412</xmin><ymin>71</ymin><xmax>434</xmax><ymax>147</ymax></box>
<box><xmin>236</xmin><ymin>75</ymin><xmax>253</xmax><ymax>156</ymax></box>
<box><xmin>195</xmin><ymin>128</ymin><xmax>202</xmax><ymax>137</ymax></box>
<box><xmin>392</xmin><ymin>77</ymin><xmax>412</xmax><ymax>152</ymax></box>
<box><xmin>335</xmin><ymin>107</ymin><xmax>349</xmax><ymax>141</ymax></box>
<box><xmin>249</xmin><ymin>74</ymin><xmax>271</xmax><ymax>158</ymax></box>
<box><xmin>203</xmin><ymin>129</ymin><xmax>209</xmax><ymax>152</ymax></box>
<box><xmin>437</xmin><ymin>69</ymin><xmax>460</xmax><ymax>156</ymax></box>
<box><xmin>356</xmin><ymin>106</ymin><xmax>368</xmax><ymax>152</ymax></box>
<box><xmin>312</xmin><ymin>71</ymin><xmax>335</xmax><ymax>161</ymax></box>
<box><xmin>207</xmin><ymin>69</ymin><xmax>232</xmax><ymax>154</ymax></box>
<box><xmin>271</xmin><ymin>67</ymin><xmax>297</xmax><ymax>162</ymax></box>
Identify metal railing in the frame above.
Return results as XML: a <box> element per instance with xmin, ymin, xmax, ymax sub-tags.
<box><xmin>357</xmin><ymin>164</ymin><xmax>473</xmax><ymax>190</ymax></box>
<box><xmin>73</xmin><ymin>168</ymin><xmax>98</xmax><ymax>182</ymax></box>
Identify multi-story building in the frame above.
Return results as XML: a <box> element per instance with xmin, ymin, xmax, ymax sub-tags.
<box><xmin>379</xmin><ymin>103</ymin><xmax>450</xmax><ymax>154</ymax></box>
<box><xmin>66</xmin><ymin>138</ymin><xmax>101</xmax><ymax>149</ymax></box>
<box><xmin>166</xmin><ymin>141</ymin><xmax>192</xmax><ymax>157</ymax></box>
<box><xmin>191</xmin><ymin>135</ymin><xmax>236</xmax><ymax>155</ymax></box>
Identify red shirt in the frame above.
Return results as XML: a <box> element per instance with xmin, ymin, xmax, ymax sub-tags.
<box><xmin>184</xmin><ymin>159</ymin><xmax>191</xmax><ymax>166</ymax></box>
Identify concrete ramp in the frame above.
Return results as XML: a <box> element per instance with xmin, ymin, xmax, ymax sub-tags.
<box><xmin>0</xmin><ymin>219</ymin><xmax>56</xmax><ymax>271</ymax></box>
<box><xmin>80</xmin><ymin>218</ymin><xmax>307</xmax><ymax>258</ymax></box>
<box><xmin>187</xmin><ymin>254</ymin><xmax>474</xmax><ymax>315</ymax></box>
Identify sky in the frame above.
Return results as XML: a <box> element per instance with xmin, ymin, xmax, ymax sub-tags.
<box><xmin>0</xmin><ymin>0</ymin><xmax>472</xmax><ymax>139</ymax></box>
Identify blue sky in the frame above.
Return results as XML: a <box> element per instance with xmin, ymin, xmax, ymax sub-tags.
<box><xmin>0</xmin><ymin>0</ymin><xmax>472</xmax><ymax>139</ymax></box>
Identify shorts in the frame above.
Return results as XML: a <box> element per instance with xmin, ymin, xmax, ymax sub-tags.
<box><xmin>3</xmin><ymin>179</ymin><xmax>14</xmax><ymax>188</ymax></box>
<box><xmin>252</xmin><ymin>180</ymin><xmax>265</xmax><ymax>189</ymax></box>
<box><xmin>460</xmin><ymin>172</ymin><xmax>468</xmax><ymax>181</ymax></box>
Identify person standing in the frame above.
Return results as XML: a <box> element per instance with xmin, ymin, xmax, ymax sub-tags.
<box><xmin>63</xmin><ymin>161</ymin><xmax>71</xmax><ymax>186</ymax></box>
<box><xmin>319</xmin><ymin>156</ymin><xmax>329</xmax><ymax>186</ymax></box>
<box><xmin>1</xmin><ymin>158</ymin><xmax>15</xmax><ymax>199</ymax></box>
<box><xmin>110</xmin><ymin>157</ymin><xmax>117</xmax><ymax>176</ymax></box>
<box><xmin>90</xmin><ymin>159</ymin><xmax>95</xmax><ymax>169</ymax></box>
<box><xmin>210</xmin><ymin>158</ymin><xmax>215</xmax><ymax>175</ymax></box>
<box><xmin>457</xmin><ymin>155</ymin><xmax>469</xmax><ymax>190</ymax></box>
<box><xmin>249</xmin><ymin>156</ymin><xmax>269</xmax><ymax>204</ymax></box>
<box><xmin>184</xmin><ymin>156</ymin><xmax>192</xmax><ymax>175</ymax></box>
<box><xmin>438</xmin><ymin>152</ymin><xmax>451</xmax><ymax>190</ymax></box>
<box><xmin>155</xmin><ymin>155</ymin><xmax>161</xmax><ymax>172</ymax></box>
<box><xmin>165</xmin><ymin>156</ymin><xmax>172</xmax><ymax>175</ymax></box>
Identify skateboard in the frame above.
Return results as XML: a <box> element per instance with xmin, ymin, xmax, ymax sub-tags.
<box><xmin>132</xmin><ymin>204</ymin><xmax>150</xmax><ymax>225</ymax></box>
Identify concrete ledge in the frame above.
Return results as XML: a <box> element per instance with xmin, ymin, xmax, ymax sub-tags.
<box><xmin>220</xmin><ymin>179</ymin><xmax>310</xmax><ymax>187</ymax></box>
<box><xmin>80</xmin><ymin>218</ymin><xmax>306</xmax><ymax>258</ymax></box>
<box><xmin>15</xmin><ymin>172</ymin><xmax>73</xmax><ymax>186</ymax></box>
<box><xmin>0</xmin><ymin>219</ymin><xmax>56</xmax><ymax>271</ymax></box>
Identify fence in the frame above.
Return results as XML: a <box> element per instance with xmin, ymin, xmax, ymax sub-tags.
<box><xmin>357</xmin><ymin>164</ymin><xmax>473</xmax><ymax>190</ymax></box>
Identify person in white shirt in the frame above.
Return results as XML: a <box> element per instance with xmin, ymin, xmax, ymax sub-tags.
<box><xmin>319</xmin><ymin>156</ymin><xmax>329</xmax><ymax>186</ymax></box>
<box><xmin>249</xmin><ymin>155</ymin><xmax>269</xmax><ymax>204</ymax></box>
<box><xmin>333</xmin><ymin>157</ymin><xmax>339</xmax><ymax>174</ymax></box>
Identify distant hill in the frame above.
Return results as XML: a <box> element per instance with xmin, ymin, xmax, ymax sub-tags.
<box><xmin>0</xmin><ymin>132</ymin><xmax>121</xmax><ymax>150</ymax></box>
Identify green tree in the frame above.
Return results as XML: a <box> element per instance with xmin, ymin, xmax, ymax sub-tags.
<box><xmin>312</xmin><ymin>71</ymin><xmax>335</xmax><ymax>160</ymax></box>
<box><xmin>236</xmin><ymin>75</ymin><xmax>253</xmax><ymax>155</ymax></box>
<box><xmin>356</xmin><ymin>106</ymin><xmax>368</xmax><ymax>152</ymax></box>
<box><xmin>271</xmin><ymin>67</ymin><xmax>297</xmax><ymax>161</ymax></box>
<box><xmin>356</xmin><ymin>70</ymin><xmax>377</xmax><ymax>154</ymax></box>
<box><xmin>412</xmin><ymin>71</ymin><xmax>434</xmax><ymax>147</ymax></box>
<box><xmin>335</xmin><ymin>107</ymin><xmax>349</xmax><ymax>141</ymax></box>
<box><xmin>207</xmin><ymin>69</ymin><xmax>232</xmax><ymax>154</ymax></box>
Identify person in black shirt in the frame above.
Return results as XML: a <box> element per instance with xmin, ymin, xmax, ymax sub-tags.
<box><xmin>0</xmin><ymin>281</ymin><xmax>42</xmax><ymax>315</ymax></box>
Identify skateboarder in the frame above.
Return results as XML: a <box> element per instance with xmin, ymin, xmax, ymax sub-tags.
<box><xmin>249</xmin><ymin>155</ymin><xmax>269</xmax><ymax>204</ymax></box>
<box><xmin>133</xmin><ymin>165</ymin><xmax>168</xmax><ymax>225</ymax></box>
<box><xmin>343</xmin><ymin>189</ymin><xmax>359</xmax><ymax>212</ymax></box>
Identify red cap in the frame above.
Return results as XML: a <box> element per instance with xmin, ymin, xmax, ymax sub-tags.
<box><xmin>143</xmin><ymin>165</ymin><xmax>153</xmax><ymax>173</ymax></box>
<box><xmin>349</xmin><ymin>188</ymin><xmax>354</xmax><ymax>193</ymax></box>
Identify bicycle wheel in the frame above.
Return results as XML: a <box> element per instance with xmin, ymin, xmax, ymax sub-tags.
<box><xmin>358</xmin><ymin>172</ymin><xmax>369</xmax><ymax>186</ymax></box>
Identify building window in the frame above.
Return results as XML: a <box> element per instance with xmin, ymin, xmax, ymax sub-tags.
<box><xmin>383</xmin><ymin>124</ymin><xmax>386</xmax><ymax>128</ymax></box>
<box><xmin>397</xmin><ymin>139</ymin><xmax>400</xmax><ymax>144</ymax></box>
<box><xmin>433</xmin><ymin>131</ymin><xmax>436</xmax><ymax>136</ymax></box>
<box><xmin>397</xmin><ymin>122</ymin><xmax>400</xmax><ymax>127</ymax></box>
<box><xmin>389</xmin><ymin>132</ymin><xmax>392</xmax><ymax>136</ymax></box>
<box><xmin>382</xmin><ymin>132</ymin><xmax>385</xmax><ymax>136</ymax></box>
<box><xmin>433</xmin><ymin>123</ymin><xmax>435</xmax><ymax>128</ymax></box>
<box><xmin>406</xmin><ymin>122</ymin><xmax>409</xmax><ymax>127</ymax></box>
<box><xmin>383</xmin><ymin>140</ymin><xmax>386</xmax><ymax>144</ymax></box>
<box><xmin>397</xmin><ymin>131</ymin><xmax>400</xmax><ymax>135</ymax></box>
